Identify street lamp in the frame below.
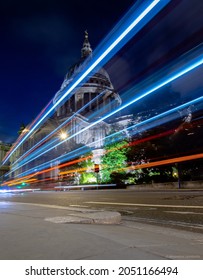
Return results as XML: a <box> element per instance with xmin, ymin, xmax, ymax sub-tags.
<box><xmin>59</xmin><ymin>132</ymin><xmax>68</xmax><ymax>140</ymax></box>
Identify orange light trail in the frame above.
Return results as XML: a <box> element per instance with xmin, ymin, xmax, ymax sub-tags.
<box><xmin>0</xmin><ymin>128</ymin><xmax>179</xmax><ymax>186</ymax></box>
<box><xmin>120</xmin><ymin>153</ymin><xmax>203</xmax><ymax>172</ymax></box>
<box><xmin>3</xmin><ymin>155</ymin><xmax>92</xmax><ymax>187</ymax></box>
<box><xmin>59</xmin><ymin>167</ymin><xmax>88</xmax><ymax>175</ymax></box>
<box><xmin>2</xmin><ymin>122</ymin><xmax>202</xmax><ymax>187</ymax></box>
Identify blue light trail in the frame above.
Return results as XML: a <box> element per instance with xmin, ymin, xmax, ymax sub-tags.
<box><xmin>5</xmin><ymin>46</ymin><xmax>203</xmax><ymax>178</ymax></box>
<box><xmin>8</xmin><ymin>95</ymin><xmax>203</xmax><ymax>180</ymax></box>
<box><xmin>10</xmin><ymin>90</ymin><xmax>108</xmax><ymax>168</ymax></box>
<box><xmin>2</xmin><ymin>0</ymin><xmax>171</xmax><ymax>165</ymax></box>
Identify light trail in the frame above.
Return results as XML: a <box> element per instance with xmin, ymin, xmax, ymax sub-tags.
<box><xmin>10</xmin><ymin>90</ymin><xmax>108</xmax><ymax>168</ymax></box>
<box><xmin>3</xmin><ymin>1</ymin><xmax>203</xmax><ymax>189</ymax></box>
<box><xmin>29</xmin><ymin>118</ymin><xmax>203</xmax><ymax>180</ymax></box>
<box><xmin>23</xmin><ymin>45</ymin><xmax>203</xmax><ymax>165</ymax></box>
<box><xmin>121</xmin><ymin>153</ymin><xmax>203</xmax><ymax>172</ymax></box>
<box><xmin>2</xmin><ymin>0</ymin><xmax>169</xmax><ymax>165</ymax></box>
<box><xmin>122</xmin><ymin>129</ymin><xmax>175</xmax><ymax>149</ymax></box>
<box><xmin>59</xmin><ymin>152</ymin><xmax>203</xmax><ymax>178</ymax></box>
<box><xmin>5</xmin><ymin>3</ymin><xmax>203</xmax><ymax>179</ymax></box>
<box><xmin>7</xmin><ymin>145</ymin><xmax>92</xmax><ymax>181</ymax></box>
<box><xmin>57</xmin><ymin>131</ymin><xmax>177</xmax><ymax>176</ymax></box>
<box><xmin>56</xmin><ymin>153</ymin><xmax>203</xmax><ymax>176</ymax></box>
<box><xmin>2</xmin><ymin>129</ymin><xmax>175</xmax><ymax>186</ymax></box>
<box><xmin>3</xmin><ymin>155</ymin><xmax>92</xmax><ymax>187</ymax></box>
<box><xmin>2</xmin><ymin>113</ymin><xmax>202</xmax><ymax>187</ymax></box>
<box><xmin>5</xmin><ymin>170</ymin><xmax>40</xmax><ymax>187</ymax></box>
<box><xmin>8</xmin><ymin>178</ymin><xmax>38</xmax><ymax>187</ymax></box>
<box><xmin>7</xmin><ymin>52</ymin><xmax>203</xmax><ymax>177</ymax></box>
<box><xmin>3</xmin><ymin>107</ymin><xmax>200</xmax><ymax>186</ymax></box>
<box><xmin>4</xmin><ymin>94</ymin><xmax>202</xmax><ymax>182</ymax></box>
<box><xmin>6</xmin><ymin>90</ymin><xmax>108</xmax><ymax>175</ymax></box>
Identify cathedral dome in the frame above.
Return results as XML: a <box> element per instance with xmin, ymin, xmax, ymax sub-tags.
<box><xmin>65</xmin><ymin>59</ymin><xmax>111</xmax><ymax>83</ymax></box>
<box><xmin>54</xmin><ymin>31</ymin><xmax>121</xmax><ymax>118</ymax></box>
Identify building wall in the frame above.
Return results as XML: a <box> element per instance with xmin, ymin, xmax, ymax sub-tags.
<box><xmin>0</xmin><ymin>142</ymin><xmax>11</xmax><ymax>180</ymax></box>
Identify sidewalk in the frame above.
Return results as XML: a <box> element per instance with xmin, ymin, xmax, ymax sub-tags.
<box><xmin>0</xmin><ymin>201</ymin><xmax>202</xmax><ymax>260</ymax></box>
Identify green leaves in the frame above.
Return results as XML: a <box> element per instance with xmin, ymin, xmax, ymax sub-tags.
<box><xmin>101</xmin><ymin>140</ymin><xmax>129</xmax><ymax>183</ymax></box>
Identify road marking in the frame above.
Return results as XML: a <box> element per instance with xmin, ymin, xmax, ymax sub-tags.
<box><xmin>85</xmin><ymin>201</ymin><xmax>203</xmax><ymax>209</ymax></box>
<box><xmin>1</xmin><ymin>201</ymin><xmax>91</xmax><ymax>212</ymax></box>
<box><xmin>124</xmin><ymin>217</ymin><xmax>203</xmax><ymax>230</ymax></box>
<box><xmin>164</xmin><ymin>211</ymin><xmax>203</xmax><ymax>215</ymax></box>
<box><xmin>69</xmin><ymin>205</ymin><xmax>89</xmax><ymax>208</ymax></box>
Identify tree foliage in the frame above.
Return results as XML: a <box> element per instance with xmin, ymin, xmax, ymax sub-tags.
<box><xmin>78</xmin><ymin>152</ymin><xmax>97</xmax><ymax>184</ymax></box>
<box><xmin>101</xmin><ymin>140</ymin><xmax>129</xmax><ymax>183</ymax></box>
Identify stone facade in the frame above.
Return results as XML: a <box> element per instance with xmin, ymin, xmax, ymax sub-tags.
<box><xmin>0</xmin><ymin>142</ymin><xmax>11</xmax><ymax>180</ymax></box>
<box><xmin>53</xmin><ymin>31</ymin><xmax>122</xmax><ymax>149</ymax></box>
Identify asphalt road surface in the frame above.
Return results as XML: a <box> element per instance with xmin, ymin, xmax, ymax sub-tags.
<box><xmin>0</xmin><ymin>188</ymin><xmax>203</xmax><ymax>233</ymax></box>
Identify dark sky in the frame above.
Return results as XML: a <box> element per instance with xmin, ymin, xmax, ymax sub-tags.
<box><xmin>0</xmin><ymin>0</ymin><xmax>203</xmax><ymax>143</ymax></box>
<box><xmin>0</xmin><ymin>0</ymin><xmax>135</xmax><ymax>143</ymax></box>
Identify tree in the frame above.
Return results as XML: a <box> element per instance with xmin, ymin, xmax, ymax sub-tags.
<box><xmin>101</xmin><ymin>140</ymin><xmax>129</xmax><ymax>183</ymax></box>
<box><xmin>18</xmin><ymin>123</ymin><xmax>26</xmax><ymax>135</ymax></box>
<box><xmin>126</xmin><ymin>129</ymin><xmax>174</xmax><ymax>184</ymax></box>
<box><xmin>78</xmin><ymin>152</ymin><xmax>97</xmax><ymax>184</ymax></box>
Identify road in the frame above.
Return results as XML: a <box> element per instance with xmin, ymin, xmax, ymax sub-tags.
<box><xmin>0</xmin><ymin>188</ymin><xmax>203</xmax><ymax>260</ymax></box>
<box><xmin>0</xmin><ymin>188</ymin><xmax>203</xmax><ymax>232</ymax></box>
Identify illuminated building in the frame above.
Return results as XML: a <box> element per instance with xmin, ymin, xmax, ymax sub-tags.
<box><xmin>7</xmin><ymin>32</ymin><xmax>124</xmax><ymax>181</ymax></box>
<box><xmin>53</xmin><ymin>31</ymin><xmax>122</xmax><ymax>163</ymax></box>
<box><xmin>0</xmin><ymin>142</ymin><xmax>11</xmax><ymax>180</ymax></box>
<box><xmin>53</xmin><ymin>31</ymin><xmax>121</xmax><ymax>148</ymax></box>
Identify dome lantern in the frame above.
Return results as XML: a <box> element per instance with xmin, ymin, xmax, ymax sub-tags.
<box><xmin>81</xmin><ymin>30</ymin><xmax>92</xmax><ymax>58</ymax></box>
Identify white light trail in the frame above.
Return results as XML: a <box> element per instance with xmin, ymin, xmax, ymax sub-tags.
<box><xmin>6</xmin><ymin>51</ymin><xmax>203</xmax><ymax>177</ymax></box>
<box><xmin>8</xmin><ymin>95</ymin><xmax>203</xmax><ymax>180</ymax></box>
<box><xmin>2</xmin><ymin>0</ymin><xmax>170</xmax><ymax>165</ymax></box>
<box><xmin>11</xmin><ymin>90</ymin><xmax>108</xmax><ymax>168</ymax></box>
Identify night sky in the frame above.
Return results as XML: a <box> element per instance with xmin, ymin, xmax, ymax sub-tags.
<box><xmin>1</xmin><ymin>0</ymin><xmax>203</xmax><ymax>144</ymax></box>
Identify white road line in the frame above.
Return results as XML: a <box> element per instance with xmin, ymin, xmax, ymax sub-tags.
<box><xmin>85</xmin><ymin>201</ymin><xmax>203</xmax><ymax>209</ymax></box>
<box><xmin>1</xmin><ymin>201</ymin><xmax>89</xmax><ymax>211</ymax></box>
<box><xmin>69</xmin><ymin>205</ymin><xmax>89</xmax><ymax>208</ymax></box>
<box><xmin>164</xmin><ymin>211</ymin><xmax>203</xmax><ymax>215</ymax></box>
